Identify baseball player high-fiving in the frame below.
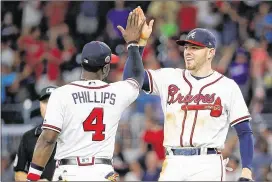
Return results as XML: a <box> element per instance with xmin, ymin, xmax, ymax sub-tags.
<box><xmin>124</xmin><ymin>7</ymin><xmax>254</xmax><ymax>181</ymax></box>
<box><xmin>27</xmin><ymin>11</ymin><xmax>145</xmax><ymax>181</ymax></box>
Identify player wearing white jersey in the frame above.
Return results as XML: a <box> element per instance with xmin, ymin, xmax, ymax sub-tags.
<box><xmin>27</xmin><ymin>11</ymin><xmax>146</xmax><ymax>181</ymax></box>
<box><xmin>124</xmin><ymin>8</ymin><xmax>254</xmax><ymax>181</ymax></box>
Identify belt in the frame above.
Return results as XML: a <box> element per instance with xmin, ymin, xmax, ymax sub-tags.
<box><xmin>166</xmin><ymin>148</ymin><xmax>221</xmax><ymax>156</ymax></box>
<box><xmin>58</xmin><ymin>157</ymin><xmax>112</xmax><ymax>166</ymax></box>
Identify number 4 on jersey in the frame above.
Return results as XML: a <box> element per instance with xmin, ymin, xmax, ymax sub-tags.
<box><xmin>83</xmin><ymin>108</ymin><xmax>105</xmax><ymax>141</ymax></box>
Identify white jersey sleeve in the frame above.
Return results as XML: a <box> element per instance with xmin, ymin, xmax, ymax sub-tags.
<box><xmin>145</xmin><ymin>69</ymin><xmax>167</xmax><ymax>95</ymax></box>
<box><xmin>42</xmin><ymin>89</ymin><xmax>64</xmax><ymax>133</ymax></box>
<box><xmin>112</xmin><ymin>78</ymin><xmax>140</xmax><ymax>108</ymax></box>
<box><xmin>229</xmin><ymin>80</ymin><xmax>251</xmax><ymax>127</ymax></box>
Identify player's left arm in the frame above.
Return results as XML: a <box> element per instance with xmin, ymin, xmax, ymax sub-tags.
<box><xmin>27</xmin><ymin>129</ymin><xmax>58</xmax><ymax>181</ymax></box>
<box><xmin>229</xmin><ymin>80</ymin><xmax>253</xmax><ymax>180</ymax></box>
<box><xmin>233</xmin><ymin>121</ymin><xmax>254</xmax><ymax>181</ymax></box>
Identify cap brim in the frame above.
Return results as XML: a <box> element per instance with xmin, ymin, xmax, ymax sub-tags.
<box><xmin>39</xmin><ymin>95</ymin><xmax>50</xmax><ymax>101</ymax></box>
<box><xmin>176</xmin><ymin>40</ymin><xmax>206</xmax><ymax>47</ymax></box>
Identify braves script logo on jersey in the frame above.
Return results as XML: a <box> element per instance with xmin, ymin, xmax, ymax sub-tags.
<box><xmin>167</xmin><ymin>84</ymin><xmax>222</xmax><ymax>117</ymax></box>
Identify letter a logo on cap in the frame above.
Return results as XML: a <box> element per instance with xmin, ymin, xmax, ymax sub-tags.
<box><xmin>188</xmin><ymin>32</ymin><xmax>196</xmax><ymax>39</ymax></box>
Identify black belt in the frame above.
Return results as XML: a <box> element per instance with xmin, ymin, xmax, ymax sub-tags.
<box><xmin>58</xmin><ymin>158</ymin><xmax>112</xmax><ymax>166</ymax></box>
<box><xmin>166</xmin><ymin>148</ymin><xmax>221</xmax><ymax>156</ymax></box>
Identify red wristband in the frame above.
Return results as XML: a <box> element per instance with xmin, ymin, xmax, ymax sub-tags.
<box><xmin>27</xmin><ymin>163</ymin><xmax>44</xmax><ymax>181</ymax></box>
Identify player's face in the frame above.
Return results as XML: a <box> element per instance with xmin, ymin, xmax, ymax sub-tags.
<box><xmin>183</xmin><ymin>44</ymin><xmax>211</xmax><ymax>70</ymax></box>
<box><xmin>40</xmin><ymin>99</ymin><xmax>49</xmax><ymax>118</ymax></box>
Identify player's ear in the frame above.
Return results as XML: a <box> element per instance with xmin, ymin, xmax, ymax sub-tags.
<box><xmin>207</xmin><ymin>48</ymin><xmax>215</xmax><ymax>60</ymax></box>
<box><xmin>102</xmin><ymin>64</ymin><xmax>110</xmax><ymax>79</ymax></box>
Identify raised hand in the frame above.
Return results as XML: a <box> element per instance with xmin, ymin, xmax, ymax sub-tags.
<box><xmin>135</xmin><ymin>6</ymin><xmax>154</xmax><ymax>41</ymax></box>
<box><xmin>117</xmin><ymin>10</ymin><xmax>146</xmax><ymax>43</ymax></box>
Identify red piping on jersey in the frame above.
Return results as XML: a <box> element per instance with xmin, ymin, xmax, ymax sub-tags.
<box><xmin>69</xmin><ymin>83</ymin><xmax>109</xmax><ymax>89</ymax></box>
<box><xmin>180</xmin><ymin>70</ymin><xmax>193</xmax><ymax>147</ymax></box>
<box><xmin>42</xmin><ymin>124</ymin><xmax>61</xmax><ymax>132</ymax></box>
<box><xmin>220</xmin><ymin>155</ymin><xmax>223</xmax><ymax>181</ymax></box>
<box><xmin>189</xmin><ymin>75</ymin><xmax>224</xmax><ymax>147</ymax></box>
<box><xmin>146</xmin><ymin>70</ymin><xmax>153</xmax><ymax>94</ymax></box>
<box><xmin>230</xmin><ymin>115</ymin><xmax>251</xmax><ymax>126</ymax></box>
<box><xmin>127</xmin><ymin>78</ymin><xmax>140</xmax><ymax>89</ymax></box>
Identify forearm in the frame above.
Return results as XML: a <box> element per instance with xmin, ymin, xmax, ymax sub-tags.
<box><xmin>15</xmin><ymin>171</ymin><xmax>27</xmax><ymax>181</ymax></box>
<box><xmin>32</xmin><ymin>132</ymin><xmax>56</xmax><ymax>167</ymax></box>
<box><xmin>123</xmin><ymin>45</ymin><xmax>145</xmax><ymax>87</ymax></box>
<box><xmin>234</xmin><ymin>121</ymin><xmax>254</xmax><ymax>179</ymax></box>
<box><xmin>27</xmin><ymin>130</ymin><xmax>58</xmax><ymax>180</ymax></box>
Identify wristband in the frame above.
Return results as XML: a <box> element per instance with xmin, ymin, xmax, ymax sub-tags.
<box><xmin>27</xmin><ymin>163</ymin><xmax>44</xmax><ymax>181</ymax></box>
<box><xmin>127</xmin><ymin>43</ymin><xmax>139</xmax><ymax>50</ymax></box>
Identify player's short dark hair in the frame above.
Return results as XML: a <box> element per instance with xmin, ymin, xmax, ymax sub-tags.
<box><xmin>82</xmin><ymin>64</ymin><xmax>104</xmax><ymax>73</ymax></box>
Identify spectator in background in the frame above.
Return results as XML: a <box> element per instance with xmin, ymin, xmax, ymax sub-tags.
<box><xmin>1</xmin><ymin>12</ymin><xmax>19</xmax><ymax>46</ymax></box>
<box><xmin>264</xmin><ymin>11</ymin><xmax>272</xmax><ymax>45</ymax></box>
<box><xmin>124</xmin><ymin>161</ymin><xmax>142</xmax><ymax>181</ymax></box>
<box><xmin>35</xmin><ymin>36</ymin><xmax>63</xmax><ymax>93</ymax></box>
<box><xmin>159</xmin><ymin>37</ymin><xmax>183</xmax><ymax>68</ymax></box>
<box><xmin>59</xmin><ymin>34</ymin><xmax>79</xmax><ymax>84</ymax></box>
<box><xmin>140</xmin><ymin>109</ymin><xmax>165</xmax><ymax>164</ymax></box>
<box><xmin>228</xmin><ymin>48</ymin><xmax>250</xmax><ymax>101</ymax></box>
<box><xmin>177</xmin><ymin>2</ymin><xmax>197</xmax><ymax>34</ymax></box>
<box><xmin>21</xmin><ymin>1</ymin><xmax>42</xmax><ymax>32</ymax></box>
<box><xmin>252</xmin><ymin>136</ymin><xmax>272</xmax><ymax>181</ymax></box>
<box><xmin>14</xmin><ymin>86</ymin><xmax>57</xmax><ymax>181</ymax></box>
<box><xmin>17</xmin><ymin>26</ymin><xmax>45</xmax><ymax>82</ymax></box>
<box><xmin>147</xmin><ymin>2</ymin><xmax>180</xmax><ymax>37</ymax></box>
<box><xmin>142</xmin><ymin>151</ymin><xmax>161</xmax><ymax>181</ymax></box>
<box><xmin>1</xmin><ymin>39</ymin><xmax>17</xmax><ymax>103</ymax></box>
<box><xmin>76</xmin><ymin>1</ymin><xmax>99</xmax><ymax>36</ymax></box>
<box><xmin>106</xmin><ymin>0</ymin><xmax>130</xmax><ymax>39</ymax></box>
<box><xmin>44</xmin><ymin>1</ymin><xmax>68</xmax><ymax>28</ymax></box>
<box><xmin>251</xmin><ymin>2</ymin><xmax>271</xmax><ymax>41</ymax></box>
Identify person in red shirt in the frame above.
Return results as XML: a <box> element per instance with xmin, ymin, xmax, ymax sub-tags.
<box><xmin>141</xmin><ymin>117</ymin><xmax>165</xmax><ymax>162</ymax></box>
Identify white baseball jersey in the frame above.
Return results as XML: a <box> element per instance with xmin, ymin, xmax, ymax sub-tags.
<box><xmin>146</xmin><ymin>68</ymin><xmax>251</xmax><ymax>149</ymax></box>
<box><xmin>42</xmin><ymin>79</ymin><xmax>139</xmax><ymax>160</ymax></box>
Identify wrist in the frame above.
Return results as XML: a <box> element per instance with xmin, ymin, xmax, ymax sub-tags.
<box><xmin>241</xmin><ymin>168</ymin><xmax>252</xmax><ymax>179</ymax></box>
<box><xmin>27</xmin><ymin>163</ymin><xmax>44</xmax><ymax>181</ymax></box>
<box><xmin>127</xmin><ymin>43</ymin><xmax>139</xmax><ymax>50</ymax></box>
<box><xmin>139</xmin><ymin>38</ymin><xmax>148</xmax><ymax>46</ymax></box>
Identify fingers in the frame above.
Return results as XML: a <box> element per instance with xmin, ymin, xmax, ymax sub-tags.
<box><xmin>130</xmin><ymin>11</ymin><xmax>136</xmax><ymax>27</ymax></box>
<box><xmin>138</xmin><ymin>6</ymin><xmax>145</xmax><ymax>18</ymax></box>
<box><xmin>135</xmin><ymin>12</ymin><xmax>139</xmax><ymax>28</ymax></box>
<box><xmin>117</xmin><ymin>25</ymin><xmax>125</xmax><ymax>35</ymax></box>
<box><xmin>148</xmin><ymin>19</ymin><xmax>154</xmax><ymax>29</ymax></box>
<box><xmin>139</xmin><ymin>17</ymin><xmax>146</xmax><ymax>29</ymax></box>
<box><xmin>127</xmin><ymin>12</ymin><xmax>132</xmax><ymax>28</ymax></box>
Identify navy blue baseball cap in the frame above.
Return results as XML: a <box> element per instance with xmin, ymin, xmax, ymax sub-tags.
<box><xmin>176</xmin><ymin>28</ymin><xmax>216</xmax><ymax>48</ymax></box>
<box><xmin>81</xmin><ymin>41</ymin><xmax>113</xmax><ymax>68</ymax></box>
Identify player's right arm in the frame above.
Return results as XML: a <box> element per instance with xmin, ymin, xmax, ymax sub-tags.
<box><xmin>118</xmin><ymin>8</ymin><xmax>146</xmax><ymax>89</ymax></box>
<box><xmin>27</xmin><ymin>90</ymin><xmax>64</xmax><ymax>181</ymax></box>
<box><xmin>122</xmin><ymin>7</ymin><xmax>155</xmax><ymax>93</ymax></box>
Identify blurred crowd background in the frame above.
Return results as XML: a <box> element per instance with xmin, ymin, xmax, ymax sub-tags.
<box><xmin>1</xmin><ymin>1</ymin><xmax>272</xmax><ymax>181</ymax></box>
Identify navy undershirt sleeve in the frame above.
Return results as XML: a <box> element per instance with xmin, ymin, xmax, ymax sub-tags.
<box><xmin>233</xmin><ymin>120</ymin><xmax>254</xmax><ymax>170</ymax></box>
